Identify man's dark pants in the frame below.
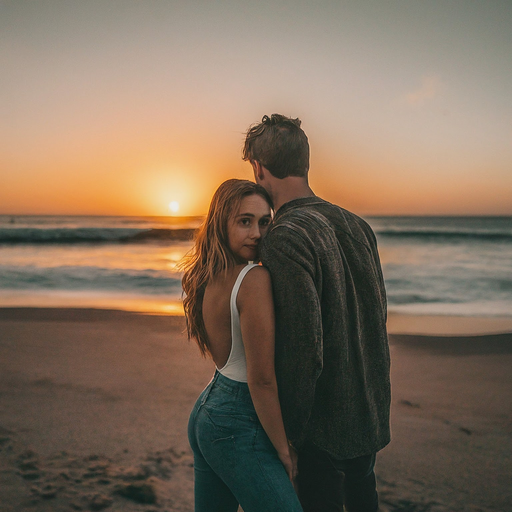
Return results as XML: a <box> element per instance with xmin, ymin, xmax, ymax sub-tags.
<box><xmin>297</xmin><ymin>443</ymin><xmax>378</xmax><ymax>512</ymax></box>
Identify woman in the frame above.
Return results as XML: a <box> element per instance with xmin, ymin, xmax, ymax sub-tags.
<box><xmin>182</xmin><ymin>179</ymin><xmax>303</xmax><ymax>511</ymax></box>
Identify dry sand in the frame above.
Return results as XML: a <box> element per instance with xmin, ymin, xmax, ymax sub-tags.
<box><xmin>0</xmin><ymin>308</ymin><xmax>511</xmax><ymax>512</ymax></box>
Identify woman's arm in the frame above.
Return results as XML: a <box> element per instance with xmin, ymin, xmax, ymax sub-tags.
<box><xmin>237</xmin><ymin>266</ymin><xmax>297</xmax><ymax>483</ymax></box>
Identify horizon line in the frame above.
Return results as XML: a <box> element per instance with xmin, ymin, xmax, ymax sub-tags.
<box><xmin>1</xmin><ymin>212</ymin><xmax>512</xmax><ymax>218</ymax></box>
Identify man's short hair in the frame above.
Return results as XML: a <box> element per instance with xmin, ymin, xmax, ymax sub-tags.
<box><xmin>243</xmin><ymin>114</ymin><xmax>310</xmax><ymax>179</ymax></box>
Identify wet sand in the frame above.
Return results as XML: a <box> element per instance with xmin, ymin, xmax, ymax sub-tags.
<box><xmin>0</xmin><ymin>308</ymin><xmax>510</xmax><ymax>511</ymax></box>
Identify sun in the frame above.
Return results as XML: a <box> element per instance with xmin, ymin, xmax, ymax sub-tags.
<box><xmin>168</xmin><ymin>201</ymin><xmax>180</xmax><ymax>214</ymax></box>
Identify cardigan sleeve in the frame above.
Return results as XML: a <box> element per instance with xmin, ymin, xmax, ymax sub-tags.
<box><xmin>260</xmin><ymin>225</ymin><xmax>323</xmax><ymax>448</ymax></box>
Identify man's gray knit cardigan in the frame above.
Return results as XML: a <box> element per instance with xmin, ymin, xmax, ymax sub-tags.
<box><xmin>260</xmin><ymin>196</ymin><xmax>391</xmax><ymax>460</ymax></box>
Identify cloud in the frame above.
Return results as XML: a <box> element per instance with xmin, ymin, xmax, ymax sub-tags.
<box><xmin>406</xmin><ymin>75</ymin><xmax>443</xmax><ymax>106</ymax></box>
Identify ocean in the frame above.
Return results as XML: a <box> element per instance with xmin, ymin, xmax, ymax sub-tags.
<box><xmin>1</xmin><ymin>214</ymin><xmax>511</xmax><ymax>317</ymax></box>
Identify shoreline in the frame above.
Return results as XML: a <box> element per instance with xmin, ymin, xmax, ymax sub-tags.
<box><xmin>2</xmin><ymin>306</ymin><xmax>512</xmax><ymax>336</ymax></box>
<box><xmin>387</xmin><ymin>312</ymin><xmax>512</xmax><ymax>336</ymax></box>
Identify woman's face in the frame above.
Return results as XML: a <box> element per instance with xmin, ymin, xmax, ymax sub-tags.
<box><xmin>227</xmin><ymin>194</ymin><xmax>271</xmax><ymax>263</ymax></box>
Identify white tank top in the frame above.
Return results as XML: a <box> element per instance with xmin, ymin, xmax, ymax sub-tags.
<box><xmin>216</xmin><ymin>264</ymin><xmax>259</xmax><ymax>382</ymax></box>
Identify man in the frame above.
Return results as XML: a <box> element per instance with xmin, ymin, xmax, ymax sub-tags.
<box><xmin>243</xmin><ymin>114</ymin><xmax>391</xmax><ymax>512</ymax></box>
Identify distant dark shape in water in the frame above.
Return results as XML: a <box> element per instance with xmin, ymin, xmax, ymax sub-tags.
<box><xmin>123</xmin><ymin>228</ymin><xmax>196</xmax><ymax>243</ymax></box>
<box><xmin>9</xmin><ymin>217</ymin><xmax>15</xmax><ymax>224</ymax></box>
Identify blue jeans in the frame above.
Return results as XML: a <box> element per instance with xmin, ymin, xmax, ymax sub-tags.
<box><xmin>188</xmin><ymin>371</ymin><xmax>303</xmax><ymax>512</ymax></box>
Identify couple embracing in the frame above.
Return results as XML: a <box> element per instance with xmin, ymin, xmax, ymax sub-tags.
<box><xmin>182</xmin><ymin>114</ymin><xmax>391</xmax><ymax>512</ymax></box>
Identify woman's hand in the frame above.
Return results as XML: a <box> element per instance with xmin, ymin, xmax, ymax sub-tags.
<box><xmin>278</xmin><ymin>447</ymin><xmax>298</xmax><ymax>488</ymax></box>
<box><xmin>288</xmin><ymin>443</ymin><xmax>299</xmax><ymax>493</ymax></box>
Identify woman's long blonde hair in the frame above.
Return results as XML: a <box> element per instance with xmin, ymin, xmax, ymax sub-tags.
<box><xmin>180</xmin><ymin>179</ymin><xmax>272</xmax><ymax>357</ymax></box>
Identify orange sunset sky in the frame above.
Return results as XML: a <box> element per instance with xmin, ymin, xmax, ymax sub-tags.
<box><xmin>1</xmin><ymin>1</ymin><xmax>511</xmax><ymax>216</ymax></box>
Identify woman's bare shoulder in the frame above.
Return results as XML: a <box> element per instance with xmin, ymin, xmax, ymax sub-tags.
<box><xmin>238</xmin><ymin>265</ymin><xmax>272</xmax><ymax>299</ymax></box>
<box><xmin>245</xmin><ymin>264</ymin><xmax>271</xmax><ymax>280</ymax></box>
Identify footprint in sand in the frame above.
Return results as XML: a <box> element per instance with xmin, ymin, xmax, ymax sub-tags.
<box><xmin>399</xmin><ymin>399</ymin><xmax>421</xmax><ymax>408</ymax></box>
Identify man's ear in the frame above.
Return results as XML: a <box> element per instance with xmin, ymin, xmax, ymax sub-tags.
<box><xmin>251</xmin><ymin>160</ymin><xmax>265</xmax><ymax>181</ymax></box>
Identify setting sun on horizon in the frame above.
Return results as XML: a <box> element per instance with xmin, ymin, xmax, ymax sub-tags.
<box><xmin>168</xmin><ymin>201</ymin><xmax>180</xmax><ymax>214</ymax></box>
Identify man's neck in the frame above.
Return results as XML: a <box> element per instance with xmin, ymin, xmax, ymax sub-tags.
<box><xmin>270</xmin><ymin>177</ymin><xmax>315</xmax><ymax>211</ymax></box>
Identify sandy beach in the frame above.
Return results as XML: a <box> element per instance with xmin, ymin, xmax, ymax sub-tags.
<box><xmin>0</xmin><ymin>308</ymin><xmax>511</xmax><ymax>512</ymax></box>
